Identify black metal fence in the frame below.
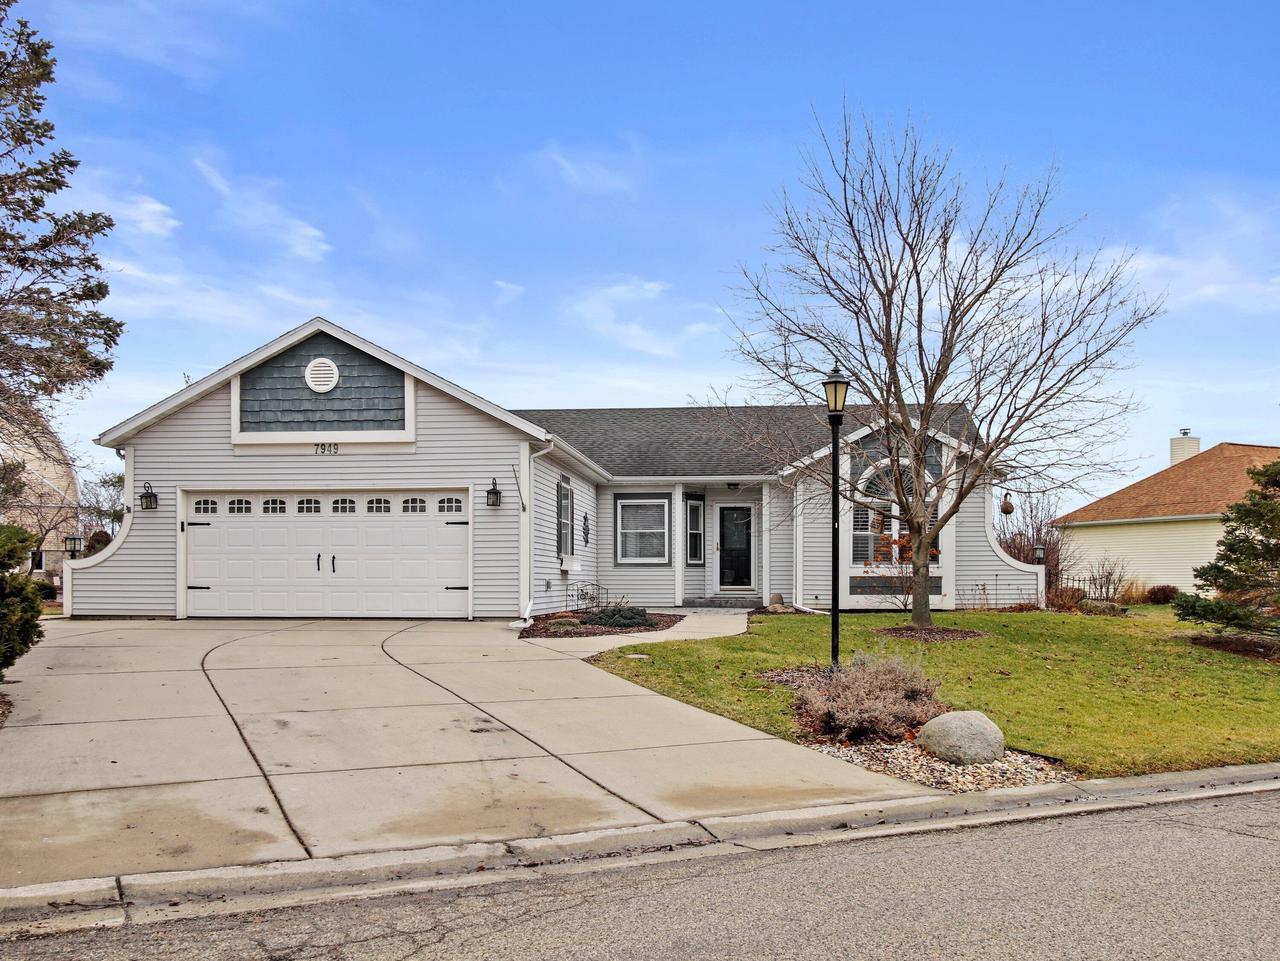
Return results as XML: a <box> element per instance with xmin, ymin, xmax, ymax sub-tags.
<box><xmin>563</xmin><ymin>581</ymin><xmax>609</xmax><ymax>612</ymax></box>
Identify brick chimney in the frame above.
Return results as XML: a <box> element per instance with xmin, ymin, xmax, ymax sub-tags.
<box><xmin>1170</xmin><ymin>428</ymin><xmax>1201</xmax><ymax>466</ymax></box>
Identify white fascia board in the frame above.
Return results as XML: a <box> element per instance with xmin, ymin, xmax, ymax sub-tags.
<box><xmin>96</xmin><ymin>316</ymin><xmax>549</xmax><ymax>448</ymax></box>
<box><xmin>1055</xmin><ymin>513</ymin><xmax>1221</xmax><ymax>529</ymax></box>
<box><xmin>545</xmin><ymin>435</ymin><xmax>613</xmax><ymax>482</ymax></box>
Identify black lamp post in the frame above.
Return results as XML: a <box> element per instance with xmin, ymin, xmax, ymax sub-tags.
<box><xmin>823</xmin><ymin>367</ymin><xmax>850</xmax><ymax>665</ymax></box>
<box><xmin>64</xmin><ymin>534</ymin><xmax>83</xmax><ymax>561</ymax></box>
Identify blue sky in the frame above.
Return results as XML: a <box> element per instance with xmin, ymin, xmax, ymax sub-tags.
<box><xmin>36</xmin><ymin>1</ymin><xmax>1280</xmax><ymax>505</ymax></box>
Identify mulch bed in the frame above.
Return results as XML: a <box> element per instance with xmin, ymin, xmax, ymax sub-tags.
<box><xmin>1190</xmin><ymin>633</ymin><xmax>1280</xmax><ymax>663</ymax></box>
<box><xmin>875</xmin><ymin>625</ymin><xmax>984</xmax><ymax>642</ymax></box>
<box><xmin>519</xmin><ymin>611</ymin><xmax>683</xmax><ymax>640</ymax></box>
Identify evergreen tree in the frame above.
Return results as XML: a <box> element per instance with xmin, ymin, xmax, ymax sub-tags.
<box><xmin>1174</xmin><ymin>460</ymin><xmax>1280</xmax><ymax>638</ymax></box>
<box><xmin>0</xmin><ymin>1</ymin><xmax>119</xmax><ymax>454</ymax></box>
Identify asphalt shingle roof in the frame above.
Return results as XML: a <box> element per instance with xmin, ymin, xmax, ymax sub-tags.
<box><xmin>512</xmin><ymin>404</ymin><xmax>975</xmax><ymax>477</ymax></box>
<box><xmin>1055</xmin><ymin>442</ymin><xmax>1280</xmax><ymax>525</ymax></box>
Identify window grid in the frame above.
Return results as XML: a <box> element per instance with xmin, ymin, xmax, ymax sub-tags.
<box><xmin>402</xmin><ymin>497</ymin><xmax>427</xmax><ymax>513</ymax></box>
<box><xmin>262</xmin><ymin>498</ymin><xmax>287</xmax><ymax>514</ymax></box>
<box><xmin>228</xmin><ymin>498</ymin><xmax>252</xmax><ymax>514</ymax></box>
<box><xmin>437</xmin><ymin>496</ymin><xmax>463</xmax><ymax>514</ymax></box>
<box><xmin>686</xmin><ymin>500</ymin><xmax>704</xmax><ymax>564</ymax></box>
<box><xmin>332</xmin><ymin>497</ymin><xmax>356</xmax><ymax>514</ymax></box>
<box><xmin>297</xmin><ymin>497</ymin><xmax>321</xmax><ymax>514</ymax></box>
<box><xmin>193</xmin><ymin>498</ymin><xmax>218</xmax><ymax>515</ymax></box>
<box><xmin>367</xmin><ymin>497</ymin><xmax>391</xmax><ymax>513</ymax></box>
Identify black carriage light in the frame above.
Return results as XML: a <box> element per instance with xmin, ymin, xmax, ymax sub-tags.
<box><xmin>64</xmin><ymin>534</ymin><xmax>83</xmax><ymax>560</ymax></box>
<box><xmin>1000</xmin><ymin>492</ymin><xmax>1015</xmax><ymax>515</ymax></box>
<box><xmin>138</xmin><ymin>482</ymin><xmax>159</xmax><ymax>511</ymax></box>
<box><xmin>486</xmin><ymin>478</ymin><xmax>502</xmax><ymax>508</ymax></box>
<box><xmin>1033</xmin><ymin>543</ymin><xmax>1047</xmax><ymax>565</ymax></box>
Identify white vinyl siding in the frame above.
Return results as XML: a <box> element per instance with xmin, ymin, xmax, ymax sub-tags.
<box><xmin>1061</xmin><ymin>518</ymin><xmax>1223</xmax><ymax>594</ymax></box>
<box><xmin>799</xmin><ymin>479</ymin><xmax>833</xmax><ymax>609</ymax></box>
<box><xmin>531</xmin><ymin>455</ymin><xmax>598</xmax><ymax>615</ymax></box>
<box><xmin>766</xmin><ymin>485</ymin><xmax>794</xmax><ymax>604</ymax></box>
<box><xmin>952</xmin><ymin>480</ymin><xmax>1042</xmax><ymax>608</ymax></box>
<box><xmin>68</xmin><ymin>379</ymin><xmax>526</xmax><ymax>618</ymax></box>
<box><xmin>597</xmin><ymin>486</ymin><xmax>676</xmax><ymax>606</ymax></box>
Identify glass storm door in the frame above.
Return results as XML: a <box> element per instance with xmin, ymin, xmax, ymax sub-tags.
<box><xmin>718</xmin><ymin>506</ymin><xmax>753</xmax><ymax>588</ymax></box>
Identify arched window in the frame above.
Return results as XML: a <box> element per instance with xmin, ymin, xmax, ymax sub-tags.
<box><xmin>851</xmin><ymin>467</ymin><xmax>941</xmax><ymax>564</ymax></box>
<box><xmin>227</xmin><ymin>498</ymin><xmax>252</xmax><ymax>514</ymax></box>
<box><xmin>193</xmin><ymin>498</ymin><xmax>218</xmax><ymax>515</ymax></box>
<box><xmin>437</xmin><ymin>496</ymin><xmax>463</xmax><ymax>514</ymax></box>
<box><xmin>262</xmin><ymin>498</ymin><xmax>287</xmax><ymax>514</ymax></box>
<box><xmin>332</xmin><ymin>497</ymin><xmax>356</xmax><ymax>514</ymax></box>
<box><xmin>297</xmin><ymin>497</ymin><xmax>321</xmax><ymax>514</ymax></box>
<box><xmin>366</xmin><ymin>497</ymin><xmax>391</xmax><ymax>514</ymax></box>
<box><xmin>402</xmin><ymin>497</ymin><xmax>427</xmax><ymax>513</ymax></box>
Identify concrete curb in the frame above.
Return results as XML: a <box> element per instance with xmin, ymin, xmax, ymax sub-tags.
<box><xmin>5</xmin><ymin>762</ymin><xmax>1280</xmax><ymax>938</ymax></box>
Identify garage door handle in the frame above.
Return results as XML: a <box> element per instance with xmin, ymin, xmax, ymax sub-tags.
<box><xmin>331</xmin><ymin>554</ymin><xmax>336</xmax><ymax>573</ymax></box>
<box><xmin>316</xmin><ymin>553</ymin><xmax>321</xmax><ymax>571</ymax></box>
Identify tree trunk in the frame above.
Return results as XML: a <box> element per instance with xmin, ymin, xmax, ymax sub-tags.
<box><xmin>910</xmin><ymin>529</ymin><xmax>933</xmax><ymax>627</ymax></box>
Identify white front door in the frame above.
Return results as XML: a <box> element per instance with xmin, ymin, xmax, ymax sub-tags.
<box><xmin>184</xmin><ymin>490</ymin><xmax>469</xmax><ymax>617</ymax></box>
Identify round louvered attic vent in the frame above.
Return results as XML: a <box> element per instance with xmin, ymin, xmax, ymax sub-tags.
<box><xmin>303</xmin><ymin>357</ymin><xmax>340</xmax><ymax>393</ymax></box>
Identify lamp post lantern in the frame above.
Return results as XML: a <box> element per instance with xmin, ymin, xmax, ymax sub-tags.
<box><xmin>822</xmin><ymin>367</ymin><xmax>850</xmax><ymax>665</ymax></box>
<box><xmin>1033</xmin><ymin>543</ymin><xmax>1046</xmax><ymax>565</ymax></box>
<box><xmin>64</xmin><ymin>534</ymin><xmax>83</xmax><ymax>561</ymax></box>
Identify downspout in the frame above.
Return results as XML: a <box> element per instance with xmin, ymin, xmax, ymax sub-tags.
<box><xmin>509</xmin><ymin>440</ymin><xmax>557</xmax><ymax>630</ymax></box>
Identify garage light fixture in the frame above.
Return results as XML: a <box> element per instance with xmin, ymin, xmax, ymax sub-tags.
<box><xmin>486</xmin><ymin>478</ymin><xmax>501</xmax><ymax>507</ymax></box>
<box><xmin>139</xmin><ymin>482</ymin><xmax>159</xmax><ymax>511</ymax></box>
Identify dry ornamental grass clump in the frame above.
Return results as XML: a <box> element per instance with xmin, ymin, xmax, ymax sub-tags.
<box><xmin>792</xmin><ymin>654</ymin><xmax>947</xmax><ymax>742</ymax></box>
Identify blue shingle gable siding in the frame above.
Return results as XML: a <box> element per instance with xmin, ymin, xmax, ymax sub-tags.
<box><xmin>239</xmin><ymin>332</ymin><xmax>406</xmax><ymax>432</ymax></box>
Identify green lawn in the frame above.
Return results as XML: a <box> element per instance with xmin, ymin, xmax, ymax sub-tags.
<box><xmin>593</xmin><ymin>607</ymin><xmax>1280</xmax><ymax>777</ymax></box>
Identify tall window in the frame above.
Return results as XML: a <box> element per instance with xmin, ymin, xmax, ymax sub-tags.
<box><xmin>617</xmin><ymin>498</ymin><xmax>668</xmax><ymax>563</ymax></box>
<box><xmin>556</xmin><ymin>476</ymin><xmax>574</xmax><ymax>556</ymax></box>
<box><xmin>686</xmin><ymin>499</ymin><xmax>704</xmax><ymax>564</ymax></box>
<box><xmin>850</xmin><ymin>470</ymin><xmax>941</xmax><ymax>564</ymax></box>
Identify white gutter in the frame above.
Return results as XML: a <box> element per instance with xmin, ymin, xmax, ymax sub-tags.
<box><xmin>511</xmin><ymin>441</ymin><xmax>558</xmax><ymax>630</ymax></box>
<box><xmin>1056</xmin><ymin>513</ymin><xmax>1221</xmax><ymax>529</ymax></box>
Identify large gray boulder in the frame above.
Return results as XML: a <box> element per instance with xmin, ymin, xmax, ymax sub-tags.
<box><xmin>1079</xmin><ymin>599</ymin><xmax>1126</xmax><ymax>617</ymax></box>
<box><xmin>917</xmin><ymin>711</ymin><xmax>1004</xmax><ymax>765</ymax></box>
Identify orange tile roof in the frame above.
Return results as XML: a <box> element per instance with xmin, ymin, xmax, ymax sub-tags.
<box><xmin>1055</xmin><ymin>443</ymin><xmax>1280</xmax><ymax>525</ymax></box>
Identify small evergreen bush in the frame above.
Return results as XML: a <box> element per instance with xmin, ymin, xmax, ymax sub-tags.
<box><xmin>0</xmin><ymin>524</ymin><xmax>43</xmax><ymax>678</ymax></box>
<box><xmin>581</xmin><ymin>604</ymin><xmax>657</xmax><ymax>629</ymax></box>
<box><xmin>33</xmin><ymin>579</ymin><xmax>57</xmax><ymax>600</ymax></box>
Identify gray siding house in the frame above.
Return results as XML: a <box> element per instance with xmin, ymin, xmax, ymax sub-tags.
<box><xmin>65</xmin><ymin>318</ymin><xmax>1040</xmax><ymax>619</ymax></box>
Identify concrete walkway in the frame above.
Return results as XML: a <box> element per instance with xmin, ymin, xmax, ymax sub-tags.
<box><xmin>0</xmin><ymin>617</ymin><xmax>927</xmax><ymax>888</ymax></box>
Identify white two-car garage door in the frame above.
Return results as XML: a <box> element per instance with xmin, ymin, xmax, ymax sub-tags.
<box><xmin>184</xmin><ymin>491</ymin><xmax>470</xmax><ymax>617</ymax></box>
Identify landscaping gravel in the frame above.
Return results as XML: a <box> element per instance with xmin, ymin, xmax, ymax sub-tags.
<box><xmin>812</xmin><ymin>737</ymin><xmax>1080</xmax><ymax>793</ymax></box>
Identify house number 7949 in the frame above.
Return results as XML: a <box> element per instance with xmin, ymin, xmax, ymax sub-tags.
<box><xmin>314</xmin><ymin>443</ymin><xmax>340</xmax><ymax>455</ymax></box>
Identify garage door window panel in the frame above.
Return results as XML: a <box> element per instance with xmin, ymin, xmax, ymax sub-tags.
<box><xmin>194</xmin><ymin>498</ymin><xmax>218</xmax><ymax>514</ymax></box>
<box><xmin>263</xmin><ymin>498</ymin><xmax>287</xmax><ymax>514</ymax></box>
<box><xmin>298</xmin><ymin>498</ymin><xmax>321</xmax><ymax>514</ymax></box>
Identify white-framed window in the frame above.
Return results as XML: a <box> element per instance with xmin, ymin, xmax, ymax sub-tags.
<box><xmin>297</xmin><ymin>497</ymin><xmax>321</xmax><ymax>514</ymax></box>
<box><xmin>616</xmin><ymin>498</ymin><xmax>669</xmax><ymax>564</ymax></box>
<box><xmin>367</xmin><ymin>497</ymin><xmax>391</xmax><ymax>513</ymax></box>
<box><xmin>402</xmin><ymin>497</ymin><xmax>427</xmax><ymax>513</ymax></box>
<box><xmin>193</xmin><ymin>498</ymin><xmax>218</xmax><ymax>515</ymax></box>
<box><xmin>851</xmin><ymin>468</ymin><xmax>941</xmax><ymax>565</ymax></box>
<box><xmin>262</xmin><ymin>498</ymin><xmax>287</xmax><ymax>514</ymax></box>
<box><xmin>437</xmin><ymin>496</ymin><xmax>463</xmax><ymax>514</ymax></box>
<box><xmin>686</xmin><ymin>499</ymin><xmax>704</xmax><ymax>564</ymax></box>
<box><xmin>332</xmin><ymin>497</ymin><xmax>356</xmax><ymax>514</ymax></box>
<box><xmin>556</xmin><ymin>476</ymin><xmax>574</xmax><ymax>556</ymax></box>
<box><xmin>228</xmin><ymin>498</ymin><xmax>252</xmax><ymax>514</ymax></box>
<box><xmin>30</xmin><ymin>549</ymin><xmax>44</xmax><ymax>572</ymax></box>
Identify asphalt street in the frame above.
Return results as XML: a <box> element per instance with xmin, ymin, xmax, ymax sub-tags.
<box><xmin>10</xmin><ymin>791</ymin><xmax>1280</xmax><ymax>960</ymax></box>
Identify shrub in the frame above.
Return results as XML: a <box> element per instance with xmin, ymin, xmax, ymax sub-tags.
<box><xmin>581</xmin><ymin>604</ymin><xmax>656</xmax><ymax>629</ymax></box>
<box><xmin>1145</xmin><ymin>584</ymin><xmax>1179</xmax><ymax>605</ymax></box>
<box><xmin>0</xmin><ymin>524</ymin><xmax>43</xmax><ymax>679</ymax></box>
<box><xmin>33</xmin><ymin>579</ymin><xmax>57</xmax><ymax>600</ymax></box>
<box><xmin>1116</xmin><ymin>580</ymin><xmax>1149</xmax><ymax>607</ymax></box>
<box><xmin>792</xmin><ymin>654</ymin><xmax>946</xmax><ymax>741</ymax></box>
<box><xmin>84</xmin><ymin>530</ymin><xmax>112</xmax><ymax>556</ymax></box>
<box><xmin>1047</xmin><ymin>585</ymin><xmax>1086</xmax><ymax>611</ymax></box>
<box><xmin>544</xmin><ymin>618</ymin><xmax>582</xmax><ymax>634</ymax></box>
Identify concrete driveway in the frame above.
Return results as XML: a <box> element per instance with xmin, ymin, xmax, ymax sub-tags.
<box><xmin>0</xmin><ymin>618</ymin><xmax>927</xmax><ymax>888</ymax></box>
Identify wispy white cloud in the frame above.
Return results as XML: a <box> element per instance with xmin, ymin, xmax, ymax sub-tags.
<box><xmin>565</xmin><ymin>276</ymin><xmax>721</xmax><ymax>357</ymax></box>
<box><xmin>194</xmin><ymin>156</ymin><xmax>331</xmax><ymax>261</ymax></box>
<box><xmin>535</xmin><ymin>139</ymin><xmax>642</xmax><ymax>196</ymax></box>
<box><xmin>493</xmin><ymin>280</ymin><xmax>525</xmax><ymax>307</ymax></box>
<box><xmin>55</xmin><ymin>170</ymin><xmax>182</xmax><ymax>239</ymax></box>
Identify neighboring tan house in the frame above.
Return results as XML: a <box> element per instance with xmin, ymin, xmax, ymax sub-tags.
<box><xmin>64</xmin><ymin>317</ymin><xmax>1040</xmax><ymax>619</ymax></box>
<box><xmin>0</xmin><ymin>414</ymin><xmax>81</xmax><ymax>583</ymax></box>
<box><xmin>1054</xmin><ymin>433</ymin><xmax>1280</xmax><ymax>593</ymax></box>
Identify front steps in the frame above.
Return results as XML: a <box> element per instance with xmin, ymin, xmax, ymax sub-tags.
<box><xmin>683</xmin><ymin>596</ymin><xmax>762</xmax><ymax>609</ymax></box>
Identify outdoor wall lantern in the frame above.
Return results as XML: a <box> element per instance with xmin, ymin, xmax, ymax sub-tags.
<box><xmin>64</xmin><ymin>535</ymin><xmax>83</xmax><ymax>560</ymax></box>
<box><xmin>1033</xmin><ymin>543</ymin><xmax>1046</xmax><ymax>565</ymax></box>
<box><xmin>485</xmin><ymin>478</ymin><xmax>502</xmax><ymax>508</ymax></box>
<box><xmin>1000</xmin><ymin>492</ymin><xmax>1015</xmax><ymax>515</ymax></box>
<box><xmin>138</xmin><ymin>482</ymin><xmax>159</xmax><ymax>511</ymax></box>
<box><xmin>822</xmin><ymin>366</ymin><xmax>851</xmax><ymax>666</ymax></box>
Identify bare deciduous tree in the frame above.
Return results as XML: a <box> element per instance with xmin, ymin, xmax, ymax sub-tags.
<box><xmin>717</xmin><ymin>116</ymin><xmax>1160</xmax><ymax>627</ymax></box>
<box><xmin>995</xmin><ymin>490</ymin><xmax>1073</xmax><ymax>583</ymax></box>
